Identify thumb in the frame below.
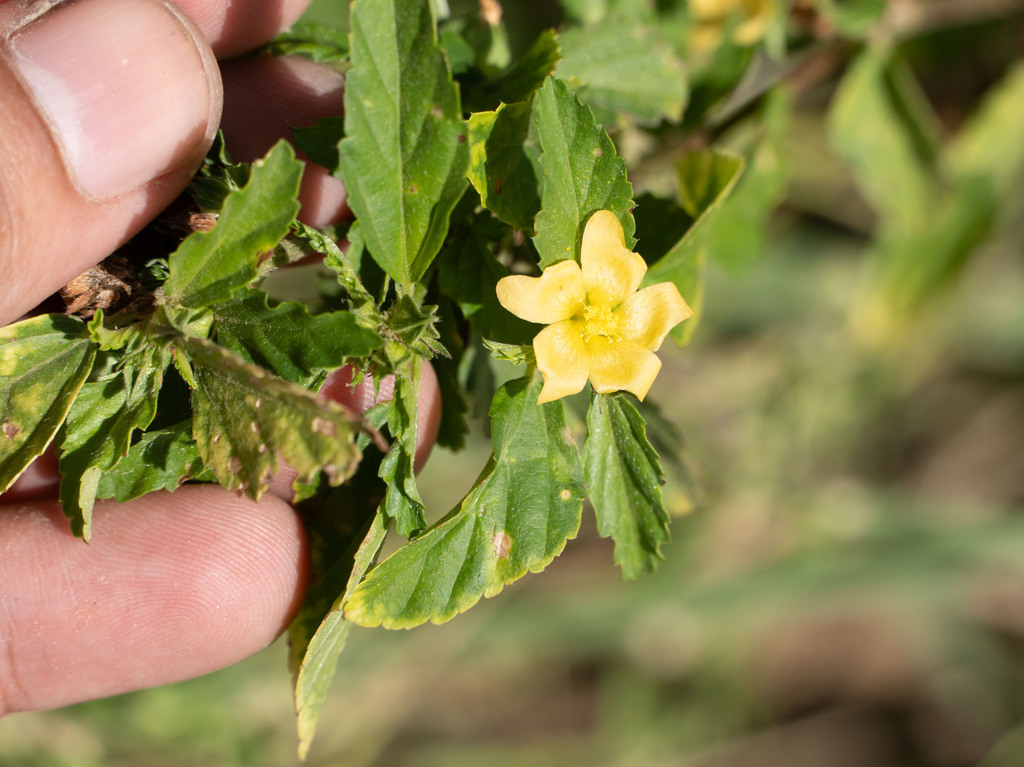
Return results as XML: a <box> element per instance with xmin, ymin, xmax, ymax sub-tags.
<box><xmin>0</xmin><ymin>0</ymin><xmax>222</xmax><ymax>326</ymax></box>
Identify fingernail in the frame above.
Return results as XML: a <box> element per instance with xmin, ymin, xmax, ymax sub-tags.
<box><xmin>7</xmin><ymin>0</ymin><xmax>221</xmax><ymax>200</ymax></box>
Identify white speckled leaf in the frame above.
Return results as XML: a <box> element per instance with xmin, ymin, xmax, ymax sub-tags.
<box><xmin>185</xmin><ymin>337</ymin><xmax>362</xmax><ymax>499</ymax></box>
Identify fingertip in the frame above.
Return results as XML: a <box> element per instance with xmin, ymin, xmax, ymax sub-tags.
<box><xmin>0</xmin><ymin>0</ymin><xmax>222</xmax><ymax>325</ymax></box>
<box><xmin>0</xmin><ymin>487</ymin><xmax>307</xmax><ymax>714</ymax></box>
<box><xmin>173</xmin><ymin>0</ymin><xmax>312</xmax><ymax>59</ymax></box>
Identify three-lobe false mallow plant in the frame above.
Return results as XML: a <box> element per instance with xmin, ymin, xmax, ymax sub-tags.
<box><xmin>0</xmin><ymin>0</ymin><xmax>748</xmax><ymax>756</ymax></box>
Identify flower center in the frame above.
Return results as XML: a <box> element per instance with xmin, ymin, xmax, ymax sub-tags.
<box><xmin>582</xmin><ymin>303</ymin><xmax>622</xmax><ymax>341</ymax></box>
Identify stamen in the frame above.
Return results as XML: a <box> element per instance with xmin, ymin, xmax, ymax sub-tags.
<box><xmin>582</xmin><ymin>303</ymin><xmax>622</xmax><ymax>341</ymax></box>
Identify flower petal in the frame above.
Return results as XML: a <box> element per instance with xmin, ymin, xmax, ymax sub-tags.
<box><xmin>533</xmin><ymin>320</ymin><xmax>591</xmax><ymax>403</ymax></box>
<box><xmin>581</xmin><ymin>210</ymin><xmax>647</xmax><ymax>308</ymax></box>
<box><xmin>586</xmin><ymin>337</ymin><xmax>662</xmax><ymax>402</ymax></box>
<box><xmin>496</xmin><ymin>260</ymin><xmax>586</xmax><ymax>325</ymax></box>
<box><xmin>618</xmin><ymin>282</ymin><xmax>693</xmax><ymax>351</ymax></box>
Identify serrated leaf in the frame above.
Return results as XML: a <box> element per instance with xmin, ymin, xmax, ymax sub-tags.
<box><xmin>165</xmin><ymin>141</ymin><xmax>303</xmax><ymax>308</ymax></box>
<box><xmin>294</xmin><ymin>510</ymin><xmax>388</xmax><ymax>761</ymax></box>
<box><xmin>185</xmin><ymin>338</ymin><xmax>362</xmax><ymax>499</ymax></box>
<box><xmin>95</xmin><ymin>421</ymin><xmax>210</xmax><ymax>502</ymax></box>
<box><xmin>339</xmin><ymin>0</ymin><xmax>470</xmax><ymax>284</ymax></box>
<box><xmin>467</xmin><ymin>99</ymin><xmax>542</xmax><ymax>232</ymax></box>
<box><xmin>294</xmin><ymin>221</ymin><xmax>379</xmax><ymax>311</ymax></box>
<box><xmin>556</xmin><ymin>14</ymin><xmax>687</xmax><ymax>126</ymax></box>
<box><xmin>378</xmin><ymin>360</ymin><xmax>427</xmax><ymax>536</ymax></box>
<box><xmin>583</xmin><ymin>392</ymin><xmax>670</xmax><ymax>579</ymax></box>
<box><xmin>58</xmin><ymin>342</ymin><xmax>172</xmax><ymax>538</ymax></box>
<box><xmin>345</xmin><ymin>373</ymin><xmax>584</xmax><ymax>629</ymax></box>
<box><xmin>532</xmin><ymin>76</ymin><xmax>635</xmax><ymax>268</ymax></box>
<box><xmin>644</xmin><ymin>149</ymin><xmax>745</xmax><ymax>344</ymax></box>
<box><xmin>0</xmin><ymin>314</ymin><xmax>95</xmax><ymax>493</ymax></box>
<box><xmin>212</xmin><ymin>290</ymin><xmax>382</xmax><ymax>387</ymax></box>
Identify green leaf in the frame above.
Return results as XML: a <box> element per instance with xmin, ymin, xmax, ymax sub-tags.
<box><xmin>212</xmin><ymin>290</ymin><xmax>382</xmax><ymax>387</ymax></box>
<box><xmin>260</xmin><ymin>20</ymin><xmax>350</xmax><ymax>64</ymax></box>
<box><xmin>828</xmin><ymin>47</ymin><xmax>939</xmax><ymax>231</ymax></box>
<box><xmin>165</xmin><ymin>141</ymin><xmax>303</xmax><ymax>309</ymax></box>
<box><xmin>561</xmin><ymin>0</ymin><xmax>657</xmax><ymax>25</ymax></box>
<box><xmin>438</xmin><ymin>11</ymin><xmax>511</xmax><ymax>75</ymax></box>
<box><xmin>0</xmin><ymin>314</ymin><xmax>95</xmax><ymax>493</ymax></box>
<box><xmin>437</xmin><ymin>215</ymin><xmax>538</xmax><ymax>344</ymax></box>
<box><xmin>432</xmin><ymin>295</ymin><xmax>470</xmax><ymax>451</ymax></box>
<box><xmin>185</xmin><ymin>338</ymin><xmax>363</xmax><ymax>499</ymax></box>
<box><xmin>291</xmin><ymin>116</ymin><xmax>345</xmax><ymax>175</ymax></box>
<box><xmin>812</xmin><ymin>0</ymin><xmax>885</xmax><ymax>37</ymax></box>
<box><xmin>95</xmin><ymin>421</ymin><xmax>210</xmax><ymax>502</ymax></box>
<box><xmin>491</xmin><ymin>28</ymin><xmax>561</xmax><ymax>103</ymax></box>
<box><xmin>532</xmin><ymin>76</ymin><xmax>635</xmax><ymax>268</ymax></box>
<box><xmin>187</xmin><ymin>132</ymin><xmax>250</xmax><ymax>212</ymax></box>
<box><xmin>345</xmin><ymin>373</ymin><xmax>584</xmax><ymax>629</ymax></box>
<box><xmin>294</xmin><ymin>510</ymin><xmax>388</xmax><ymax>761</ymax></box>
<box><xmin>674</xmin><ymin>149</ymin><xmax>747</xmax><ymax>220</ymax></box>
<box><xmin>378</xmin><ymin>360</ymin><xmax>427</xmax><ymax>537</ymax></box>
<box><xmin>704</xmin><ymin>88</ymin><xmax>789</xmax><ymax>273</ymax></box>
<box><xmin>644</xmin><ymin>149</ymin><xmax>745</xmax><ymax>344</ymax></box>
<box><xmin>58</xmin><ymin>342</ymin><xmax>172</xmax><ymax>538</ymax></box>
<box><xmin>467</xmin><ymin>99</ymin><xmax>542</xmax><ymax>232</ymax></box>
<box><xmin>339</xmin><ymin>0</ymin><xmax>470</xmax><ymax>284</ymax></box>
<box><xmin>294</xmin><ymin>220</ymin><xmax>379</xmax><ymax>312</ymax></box>
<box><xmin>866</xmin><ymin>178</ymin><xmax>995</xmax><ymax>322</ymax></box>
<box><xmin>949</xmin><ymin>62</ymin><xmax>1024</xmax><ymax>196</ymax></box>
<box><xmin>583</xmin><ymin>392</ymin><xmax>670</xmax><ymax>579</ymax></box>
<box><xmin>556</xmin><ymin>14</ymin><xmax>688</xmax><ymax>127</ymax></box>
<box><xmin>462</xmin><ymin>28</ymin><xmax>562</xmax><ymax>110</ymax></box>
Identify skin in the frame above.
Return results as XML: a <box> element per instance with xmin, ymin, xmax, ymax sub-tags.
<box><xmin>0</xmin><ymin>0</ymin><xmax>440</xmax><ymax>715</ymax></box>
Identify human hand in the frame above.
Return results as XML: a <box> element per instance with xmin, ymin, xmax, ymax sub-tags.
<box><xmin>0</xmin><ymin>0</ymin><xmax>439</xmax><ymax>715</ymax></box>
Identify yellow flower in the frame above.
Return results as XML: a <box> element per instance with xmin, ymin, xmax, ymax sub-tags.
<box><xmin>496</xmin><ymin>210</ymin><xmax>693</xmax><ymax>404</ymax></box>
<box><xmin>689</xmin><ymin>0</ymin><xmax>774</xmax><ymax>50</ymax></box>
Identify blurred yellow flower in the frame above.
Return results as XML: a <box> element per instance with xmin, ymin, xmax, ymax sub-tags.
<box><xmin>689</xmin><ymin>0</ymin><xmax>774</xmax><ymax>50</ymax></box>
<box><xmin>496</xmin><ymin>210</ymin><xmax>693</xmax><ymax>404</ymax></box>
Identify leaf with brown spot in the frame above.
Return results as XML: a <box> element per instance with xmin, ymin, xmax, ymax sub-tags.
<box><xmin>184</xmin><ymin>337</ymin><xmax>363</xmax><ymax>499</ymax></box>
<box><xmin>0</xmin><ymin>314</ymin><xmax>95</xmax><ymax>494</ymax></box>
<box><xmin>344</xmin><ymin>373</ymin><xmax>584</xmax><ymax>629</ymax></box>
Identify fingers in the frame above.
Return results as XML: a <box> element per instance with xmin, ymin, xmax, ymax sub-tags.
<box><xmin>0</xmin><ymin>486</ymin><xmax>307</xmax><ymax>715</ymax></box>
<box><xmin>320</xmin><ymin>363</ymin><xmax>442</xmax><ymax>474</ymax></box>
<box><xmin>0</xmin><ymin>0</ymin><xmax>222</xmax><ymax>326</ymax></box>
<box><xmin>0</xmin><ymin>364</ymin><xmax>442</xmax><ymax>714</ymax></box>
<box><xmin>220</xmin><ymin>55</ymin><xmax>350</xmax><ymax>228</ymax></box>
<box><xmin>173</xmin><ymin>0</ymin><xmax>312</xmax><ymax>59</ymax></box>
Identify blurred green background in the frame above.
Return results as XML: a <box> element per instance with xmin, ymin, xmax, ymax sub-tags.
<box><xmin>6</xmin><ymin>1</ymin><xmax>1024</xmax><ymax>765</ymax></box>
